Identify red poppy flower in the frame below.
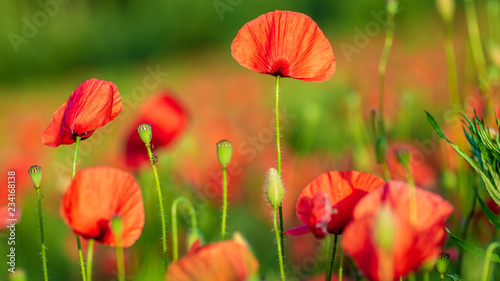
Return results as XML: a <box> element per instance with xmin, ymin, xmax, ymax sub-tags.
<box><xmin>42</xmin><ymin>79</ymin><xmax>122</xmax><ymax>147</ymax></box>
<box><xmin>286</xmin><ymin>171</ymin><xmax>385</xmax><ymax>239</ymax></box>
<box><xmin>342</xmin><ymin>181</ymin><xmax>453</xmax><ymax>281</ymax></box>
<box><xmin>125</xmin><ymin>92</ymin><xmax>188</xmax><ymax>169</ymax></box>
<box><xmin>231</xmin><ymin>10</ymin><xmax>336</xmax><ymax>82</ymax></box>
<box><xmin>166</xmin><ymin>237</ymin><xmax>259</xmax><ymax>281</ymax></box>
<box><xmin>60</xmin><ymin>166</ymin><xmax>144</xmax><ymax>247</ymax></box>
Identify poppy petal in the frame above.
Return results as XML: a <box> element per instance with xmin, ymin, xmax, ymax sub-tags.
<box><xmin>60</xmin><ymin>166</ymin><xmax>144</xmax><ymax>247</ymax></box>
<box><xmin>284</xmin><ymin>224</ymin><xmax>312</xmax><ymax>236</ymax></box>
<box><xmin>295</xmin><ymin>171</ymin><xmax>384</xmax><ymax>237</ymax></box>
<box><xmin>42</xmin><ymin>79</ymin><xmax>122</xmax><ymax>147</ymax></box>
<box><xmin>231</xmin><ymin>10</ymin><xmax>336</xmax><ymax>82</ymax></box>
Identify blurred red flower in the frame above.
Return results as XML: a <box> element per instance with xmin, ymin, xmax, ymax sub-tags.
<box><xmin>231</xmin><ymin>10</ymin><xmax>336</xmax><ymax>82</ymax></box>
<box><xmin>286</xmin><ymin>171</ymin><xmax>384</xmax><ymax>239</ymax></box>
<box><xmin>342</xmin><ymin>181</ymin><xmax>453</xmax><ymax>281</ymax></box>
<box><xmin>60</xmin><ymin>166</ymin><xmax>144</xmax><ymax>247</ymax></box>
<box><xmin>166</xmin><ymin>237</ymin><xmax>259</xmax><ymax>281</ymax></box>
<box><xmin>125</xmin><ymin>92</ymin><xmax>188</xmax><ymax>169</ymax></box>
<box><xmin>42</xmin><ymin>79</ymin><xmax>122</xmax><ymax>147</ymax></box>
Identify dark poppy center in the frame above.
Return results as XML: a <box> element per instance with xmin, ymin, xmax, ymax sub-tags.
<box><xmin>271</xmin><ymin>59</ymin><xmax>290</xmax><ymax>77</ymax></box>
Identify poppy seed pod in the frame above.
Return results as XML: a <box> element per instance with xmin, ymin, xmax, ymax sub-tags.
<box><xmin>375</xmin><ymin>206</ymin><xmax>396</xmax><ymax>251</ymax></box>
<box><xmin>436</xmin><ymin>252</ymin><xmax>450</xmax><ymax>278</ymax></box>
<box><xmin>375</xmin><ymin>136</ymin><xmax>388</xmax><ymax>164</ymax></box>
<box><xmin>395</xmin><ymin>148</ymin><xmax>410</xmax><ymax>168</ymax></box>
<box><xmin>110</xmin><ymin>216</ymin><xmax>123</xmax><ymax>237</ymax></box>
<box><xmin>266</xmin><ymin>168</ymin><xmax>284</xmax><ymax>208</ymax></box>
<box><xmin>137</xmin><ymin>123</ymin><xmax>152</xmax><ymax>146</ymax></box>
<box><xmin>216</xmin><ymin>140</ymin><xmax>233</xmax><ymax>168</ymax></box>
<box><xmin>436</xmin><ymin>0</ymin><xmax>455</xmax><ymax>22</ymax></box>
<box><xmin>28</xmin><ymin>165</ymin><xmax>42</xmax><ymax>188</ymax></box>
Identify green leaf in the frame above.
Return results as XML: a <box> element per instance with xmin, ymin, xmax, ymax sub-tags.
<box><xmin>426</xmin><ymin>112</ymin><xmax>500</xmax><ymax>205</ymax></box>
<box><xmin>446</xmin><ymin>274</ymin><xmax>464</xmax><ymax>281</ymax></box>
<box><xmin>445</xmin><ymin>227</ymin><xmax>500</xmax><ymax>263</ymax></box>
<box><xmin>477</xmin><ymin>195</ymin><xmax>500</xmax><ymax>229</ymax></box>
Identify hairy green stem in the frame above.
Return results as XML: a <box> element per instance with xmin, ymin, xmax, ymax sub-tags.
<box><xmin>464</xmin><ymin>0</ymin><xmax>491</xmax><ymax>98</ymax></box>
<box><xmin>443</xmin><ymin>20</ymin><xmax>461</xmax><ymax>111</ymax></box>
<box><xmin>86</xmin><ymin>239</ymin><xmax>94</xmax><ymax>281</ymax></box>
<box><xmin>73</xmin><ymin>136</ymin><xmax>86</xmax><ymax>281</ymax></box>
<box><xmin>145</xmin><ymin>144</ymin><xmax>169</xmax><ymax>270</ymax></box>
<box><xmin>273</xmin><ymin>206</ymin><xmax>286</xmax><ymax>281</ymax></box>
<box><xmin>338</xmin><ymin>246</ymin><xmax>344</xmax><ymax>281</ymax></box>
<box><xmin>171</xmin><ymin>197</ymin><xmax>198</xmax><ymax>261</ymax></box>
<box><xmin>378</xmin><ymin>3</ymin><xmax>396</xmax><ymax>135</ymax></box>
<box><xmin>274</xmin><ymin>75</ymin><xmax>286</xmax><ymax>266</ymax></box>
<box><xmin>36</xmin><ymin>187</ymin><xmax>48</xmax><ymax>281</ymax></box>
<box><xmin>326</xmin><ymin>234</ymin><xmax>339</xmax><ymax>281</ymax></box>
<box><xmin>221</xmin><ymin>167</ymin><xmax>228</xmax><ymax>240</ymax></box>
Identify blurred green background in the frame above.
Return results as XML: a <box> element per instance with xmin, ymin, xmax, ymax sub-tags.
<box><xmin>1</xmin><ymin>0</ymin><xmax>500</xmax><ymax>280</ymax></box>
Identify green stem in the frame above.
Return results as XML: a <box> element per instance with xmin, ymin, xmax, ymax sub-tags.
<box><xmin>443</xmin><ymin>20</ymin><xmax>461</xmax><ymax>111</ymax></box>
<box><xmin>36</xmin><ymin>187</ymin><xmax>48</xmax><ymax>281</ymax></box>
<box><xmin>482</xmin><ymin>242</ymin><xmax>500</xmax><ymax>281</ymax></box>
<box><xmin>171</xmin><ymin>197</ymin><xmax>197</xmax><ymax>261</ymax></box>
<box><xmin>72</xmin><ymin>136</ymin><xmax>86</xmax><ymax>281</ymax></box>
<box><xmin>273</xmin><ymin>206</ymin><xmax>286</xmax><ymax>281</ymax></box>
<box><xmin>458</xmin><ymin>184</ymin><xmax>477</xmax><ymax>275</ymax></box>
<box><xmin>145</xmin><ymin>144</ymin><xmax>169</xmax><ymax>270</ymax></box>
<box><xmin>408</xmin><ymin>272</ymin><xmax>416</xmax><ymax>281</ymax></box>
<box><xmin>405</xmin><ymin>166</ymin><xmax>417</xmax><ymax>225</ymax></box>
<box><xmin>274</xmin><ymin>75</ymin><xmax>286</xmax><ymax>266</ymax></box>
<box><xmin>86</xmin><ymin>239</ymin><xmax>94</xmax><ymax>281</ymax></box>
<box><xmin>116</xmin><ymin>244</ymin><xmax>125</xmax><ymax>281</ymax></box>
<box><xmin>378</xmin><ymin>3</ymin><xmax>396</xmax><ymax>135</ymax></box>
<box><xmin>326</xmin><ymin>234</ymin><xmax>339</xmax><ymax>281</ymax></box>
<box><xmin>382</xmin><ymin>162</ymin><xmax>391</xmax><ymax>181</ymax></box>
<box><xmin>338</xmin><ymin>246</ymin><xmax>344</xmax><ymax>281</ymax></box>
<box><xmin>464</xmin><ymin>0</ymin><xmax>491</xmax><ymax>98</ymax></box>
<box><xmin>423</xmin><ymin>270</ymin><xmax>430</xmax><ymax>281</ymax></box>
<box><xmin>221</xmin><ymin>167</ymin><xmax>228</xmax><ymax>240</ymax></box>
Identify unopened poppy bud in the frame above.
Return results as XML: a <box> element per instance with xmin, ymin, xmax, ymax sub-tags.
<box><xmin>137</xmin><ymin>123</ymin><xmax>152</xmax><ymax>146</ymax></box>
<box><xmin>436</xmin><ymin>0</ymin><xmax>455</xmax><ymax>22</ymax></box>
<box><xmin>387</xmin><ymin>0</ymin><xmax>399</xmax><ymax>15</ymax></box>
<box><xmin>266</xmin><ymin>168</ymin><xmax>284</xmax><ymax>208</ymax></box>
<box><xmin>187</xmin><ymin>228</ymin><xmax>203</xmax><ymax>249</ymax></box>
<box><xmin>110</xmin><ymin>216</ymin><xmax>123</xmax><ymax>237</ymax></box>
<box><xmin>375</xmin><ymin>136</ymin><xmax>388</xmax><ymax>164</ymax></box>
<box><xmin>436</xmin><ymin>252</ymin><xmax>450</xmax><ymax>278</ymax></box>
<box><xmin>28</xmin><ymin>165</ymin><xmax>42</xmax><ymax>188</ymax></box>
<box><xmin>375</xmin><ymin>206</ymin><xmax>395</xmax><ymax>251</ymax></box>
<box><xmin>216</xmin><ymin>140</ymin><xmax>233</xmax><ymax>168</ymax></box>
<box><xmin>395</xmin><ymin>148</ymin><xmax>410</xmax><ymax>168</ymax></box>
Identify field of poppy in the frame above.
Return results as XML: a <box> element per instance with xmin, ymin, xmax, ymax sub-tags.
<box><xmin>1</xmin><ymin>0</ymin><xmax>500</xmax><ymax>280</ymax></box>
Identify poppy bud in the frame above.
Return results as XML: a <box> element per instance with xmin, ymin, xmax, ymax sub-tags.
<box><xmin>266</xmin><ymin>168</ymin><xmax>284</xmax><ymax>208</ymax></box>
<box><xmin>436</xmin><ymin>0</ymin><xmax>455</xmax><ymax>22</ymax></box>
<box><xmin>375</xmin><ymin>136</ymin><xmax>388</xmax><ymax>164</ymax></box>
<box><xmin>110</xmin><ymin>216</ymin><xmax>123</xmax><ymax>237</ymax></box>
<box><xmin>216</xmin><ymin>140</ymin><xmax>233</xmax><ymax>168</ymax></box>
<box><xmin>28</xmin><ymin>165</ymin><xmax>42</xmax><ymax>188</ymax></box>
<box><xmin>395</xmin><ymin>148</ymin><xmax>410</xmax><ymax>168</ymax></box>
<box><xmin>374</xmin><ymin>206</ymin><xmax>395</xmax><ymax>251</ymax></box>
<box><xmin>436</xmin><ymin>252</ymin><xmax>450</xmax><ymax>278</ymax></box>
<box><xmin>387</xmin><ymin>0</ymin><xmax>399</xmax><ymax>15</ymax></box>
<box><xmin>137</xmin><ymin>123</ymin><xmax>152</xmax><ymax>146</ymax></box>
<box><xmin>187</xmin><ymin>228</ymin><xmax>203</xmax><ymax>249</ymax></box>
